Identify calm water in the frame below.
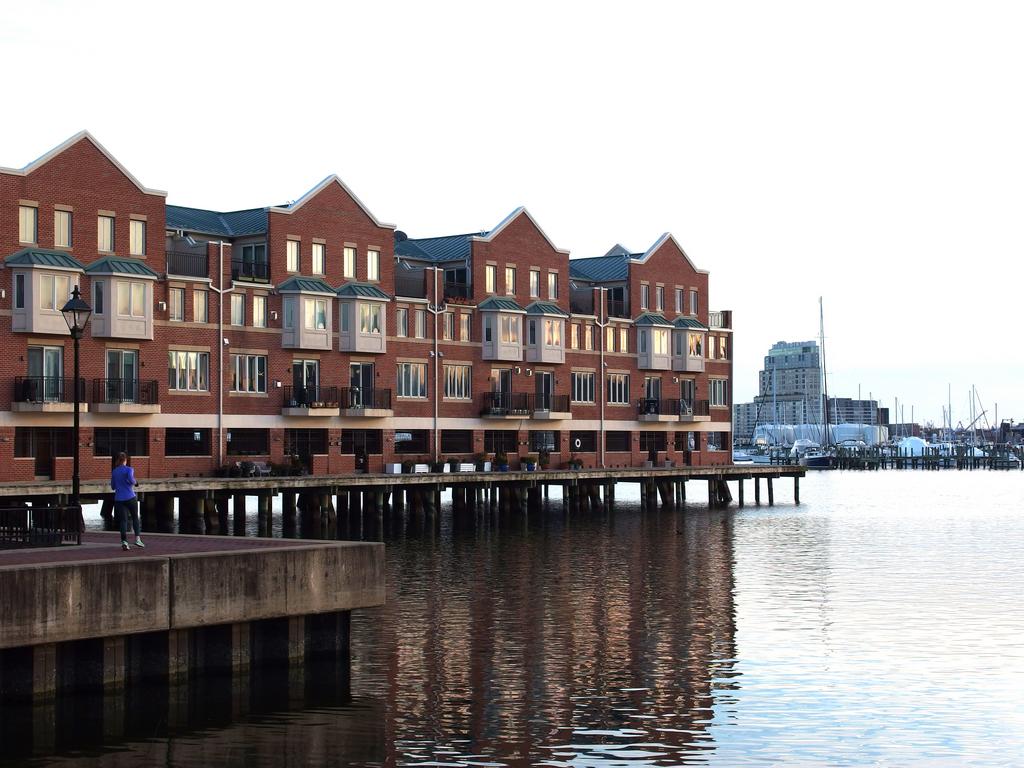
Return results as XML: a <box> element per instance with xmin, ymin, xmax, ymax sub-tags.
<box><xmin>6</xmin><ymin>471</ymin><xmax>1024</xmax><ymax>766</ymax></box>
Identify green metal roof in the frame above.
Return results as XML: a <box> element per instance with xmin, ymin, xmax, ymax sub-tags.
<box><xmin>166</xmin><ymin>205</ymin><xmax>268</xmax><ymax>237</ymax></box>
<box><xmin>336</xmin><ymin>282</ymin><xmax>391</xmax><ymax>300</ymax></box>
<box><xmin>634</xmin><ymin>312</ymin><xmax>673</xmax><ymax>326</ymax></box>
<box><xmin>84</xmin><ymin>256</ymin><xmax>159</xmax><ymax>277</ymax></box>
<box><xmin>276</xmin><ymin>277</ymin><xmax>335</xmax><ymax>294</ymax></box>
<box><xmin>525</xmin><ymin>301</ymin><xmax>568</xmax><ymax>317</ymax></box>
<box><xmin>477</xmin><ymin>297</ymin><xmax>525</xmax><ymax>312</ymax></box>
<box><xmin>569</xmin><ymin>253</ymin><xmax>631</xmax><ymax>282</ymax></box>
<box><xmin>4</xmin><ymin>248</ymin><xmax>84</xmax><ymax>271</ymax></box>
<box><xmin>672</xmin><ymin>316</ymin><xmax>708</xmax><ymax>330</ymax></box>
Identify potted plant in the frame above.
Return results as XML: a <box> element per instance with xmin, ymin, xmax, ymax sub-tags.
<box><xmin>538</xmin><ymin>448</ymin><xmax>551</xmax><ymax>470</ymax></box>
<box><xmin>401</xmin><ymin>459</ymin><xmax>415</xmax><ymax>474</ymax></box>
<box><xmin>475</xmin><ymin>452</ymin><xmax>491</xmax><ymax>472</ymax></box>
<box><xmin>448</xmin><ymin>457</ymin><xmax>461</xmax><ymax>472</ymax></box>
<box><xmin>568</xmin><ymin>454</ymin><xmax>583</xmax><ymax>470</ymax></box>
<box><xmin>494</xmin><ymin>452</ymin><xmax>510</xmax><ymax>472</ymax></box>
<box><xmin>523</xmin><ymin>453</ymin><xmax>538</xmax><ymax>471</ymax></box>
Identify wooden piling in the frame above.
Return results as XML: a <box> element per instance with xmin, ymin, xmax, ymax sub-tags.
<box><xmin>767</xmin><ymin>477</ymin><xmax>775</xmax><ymax>506</ymax></box>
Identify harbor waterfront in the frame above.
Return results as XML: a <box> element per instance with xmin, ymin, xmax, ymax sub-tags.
<box><xmin>2</xmin><ymin>470</ymin><xmax>1022</xmax><ymax>766</ymax></box>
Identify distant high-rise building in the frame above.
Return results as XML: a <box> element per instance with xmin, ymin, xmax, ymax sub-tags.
<box><xmin>756</xmin><ymin>340</ymin><xmax>822</xmax><ymax>425</ymax></box>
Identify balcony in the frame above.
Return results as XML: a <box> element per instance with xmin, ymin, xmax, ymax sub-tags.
<box><xmin>679</xmin><ymin>398</ymin><xmax>711</xmax><ymax>423</ymax></box>
<box><xmin>166</xmin><ymin>250</ymin><xmax>209</xmax><ymax>279</ymax></box>
<box><xmin>92</xmin><ymin>378</ymin><xmax>160</xmax><ymax>414</ymax></box>
<box><xmin>444</xmin><ymin>282</ymin><xmax>471</xmax><ymax>301</ymax></box>
<box><xmin>637</xmin><ymin>398</ymin><xmax>681</xmax><ymax>423</ymax></box>
<box><xmin>531</xmin><ymin>392</ymin><xmax>572</xmax><ymax>420</ymax></box>
<box><xmin>340</xmin><ymin>387</ymin><xmax>393</xmax><ymax>417</ymax></box>
<box><xmin>12</xmin><ymin>377</ymin><xmax>87</xmax><ymax>413</ymax></box>
<box><xmin>480</xmin><ymin>391</ymin><xmax>531</xmax><ymax>418</ymax></box>
<box><xmin>568</xmin><ymin>293</ymin><xmax>630</xmax><ymax>318</ymax></box>
<box><xmin>708</xmin><ymin>310</ymin><xmax>732</xmax><ymax>329</ymax></box>
<box><xmin>394</xmin><ymin>273</ymin><xmax>427</xmax><ymax>299</ymax></box>
<box><xmin>231</xmin><ymin>258</ymin><xmax>270</xmax><ymax>283</ymax></box>
<box><xmin>281</xmin><ymin>385</ymin><xmax>340</xmax><ymax>416</ymax></box>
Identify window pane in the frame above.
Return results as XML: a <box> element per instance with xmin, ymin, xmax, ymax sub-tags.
<box><xmin>129</xmin><ymin>220</ymin><xmax>146</xmax><ymax>256</ymax></box>
<box><xmin>131</xmin><ymin>282</ymin><xmax>144</xmax><ymax>316</ymax></box>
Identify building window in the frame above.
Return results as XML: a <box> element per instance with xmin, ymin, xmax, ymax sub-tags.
<box><xmin>584</xmin><ymin>325</ymin><xmax>594</xmax><ymax>350</ymax></box>
<box><xmin>359</xmin><ymin>303</ymin><xmax>381</xmax><ymax>334</ymax></box>
<box><xmin>529</xmin><ymin>320</ymin><xmax>537</xmax><ymax>346</ymax></box>
<box><xmin>675</xmin><ymin>288</ymin><xmax>683</xmax><ymax>313</ymax></box>
<box><xmin>287</xmin><ymin>240</ymin><xmax>299</xmax><ymax>272</ymax></box>
<box><xmin>94</xmin><ymin>281</ymin><xmax>104</xmax><ymax>314</ymax></box>
<box><xmin>500</xmin><ymin>315</ymin><xmax>519</xmax><ymax>343</ymax></box>
<box><xmin>547</xmin><ymin>272</ymin><xmax>558</xmax><ymax>299</ymax></box>
<box><xmin>441</xmin><ymin>430</ymin><xmax>473</xmax><ymax>454</ymax></box>
<box><xmin>459</xmin><ymin>313</ymin><xmax>470</xmax><ymax>341</ymax></box>
<box><xmin>168</xmin><ymin>350</ymin><xmax>209</xmax><ymax>392</ymax></box>
<box><xmin>710</xmin><ymin>378</ymin><xmax>729</xmax><ymax>407</ymax></box>
<box><xmin>397</xmin><ymin>362</ymin><xmax>427</xmax><ymax>398</ymax></box>
<box><xmin>605</xmin><ymin>430</ymin><xmax>630</xmax><ymax>452</ymax></box>
<box><xmin>529</xmin><ymin>430</ymin><xmax>559</xmax><ymax>452</ymax></box>
<box><xmin>15</xmin><ymin>273</ymin><xmax>25</xmax><ymax>309</ymax></box>
<box><xmin>253</xmin><ymin>295</ymin><xmax>267</xmax><ymax>328</ymax></box>
<box><xmin>54</xmin><ymin>210</ymin><xmax>72</xmax><ymax>248</ymax></box>
<box><xmin>570</xmin><ymin>430</ymin><xmax>597</xmax><ymax>452</ymax></box>
<box><xmin>544</xmin><ymin>319</ymin><xmax>562</xmax><ymax>347</ymax></box>
<box><xmin>605</xmin><ymin>326</ymin><xmax>614</xmax><ymax>352</ymax></box>
<box><xmin>688</xmin><ymin>333</ymin><xmax>703</xmax><ymax>357</ymax></box>
<box><xmin>653</xmin><ymin>328</ymin><xmax>669</xmax><ymax>355</ymax></box>
<box><xmin>484</xmin><ymin>430</ymin><xmax>518</xmax><ymax>454</ymax></box>
<box><xmin>639</xmin><ymin>431</ymin><xmax>667</xmax><ymax>452</ymax></box>
<box><xmin>193</xmin><ymin>289</ymin><xmax>208</xmax><ymax>323</ymax></box>
<box><xmin>340</xmin><ymin>429</ymin><xmax>383</xmax><ymax>455</ymax></box>
<box><xmin>231</xmin><ymin>293</ymin><xmax>245</xmax><ymax>326</ymax></box>
<box><xmin>707</xmin><ymin>431</ymin><xmax>728</xmax><ymax>451</ymax></box>
<box><xmin>169</xmin><ymin>287</ymin><xmax>184</xmax><ymax>321</ymax></box>
<box><xmin>14</xmin><ymin>427</ymin><xmax>73</xmax><ymax>458</ymax></box>
<box><xmin>414</xmin><ymin>309</ymin><xmax>426</xmax><ymax>338</ymax></box>
<box><xmin>367</xmin><ymin>249</ymin><xmax>380</xmax><ymax>281</ymax></box>
<box><xmin>619</xmin><ymin>327</ymin><xmax>628</xmax><ymax>353</ymax></box>
<box><xmin>396</xmin><ymin>308</ymin><xmax>408</xmax><ymax>337</ymax></box>
<box><xmin>443</xmin><ymin>312</ymin><xmax>455</xmax><ymax>340</ymax></box>
<box><xmin>607</xmin><ymin>373</ymin><xmax>630</xmax><ymax>404</ymax></box>
<box><xmin>40</xmin><ymin>273</ymin><xmax>71</xmax><ymax>311</ymax></box>
<box><xmin>571</xmin><ymin>371</ymin><xmax>595</xmax><ymax>403</ymax></box>
<box><xmin>394</xmin><ymin>429</ymin><xmax>430</xmax><ymax>454</ymax></box>
<box><xmin>690</xmin><ymin>289</ymin><xmax>698</xmax><ymax>315</ymax></box>
<box><xmin>116</xmin><ymin>281</ymin><xmax>146</xmax><ymax>318</ymax></box>
<box><xmin>656</xmin><ymin>286</ymin><xmax>664</xmax><ymax>312</ymax></box>
<box><xmin>129</xmin><ymin>220</ymin><xmax>146</xmax><ymax>256</ymax></box>
<box><xmin>227</xmin><ymin>428</ymin><xmax>269</xmax><ymax>456</ymax></box>
<box><xmin>505</xmin><ymin>266</ymin><xmax>516</xmax><ymax>295</ymax></box>
<box><xmin>311</xmin><ymin>242</ymin><xmax>325</xmax><ymax>275</ymax></box>
<box><xmin>304</xmin><ymin>298</ymin><xmax>327</xmax><ymax>330</ymax></box>
<box><xmin>530</xmin><ymin>269</ymin><xmax>540</xmax><ymax>298</ymax></box>
<box><xmin>98</xmin><ymin>215</ymin><xmax>115</xmax><ymax>252</ymax></box>
<box><xmin>165</xmin><ymin>428</ymin><xmax>211</xmax><ymax>457</ymax></box>
<box><xmin>343</xmin><ymin>246</ymin><xmax>356</xmax><ymax>278</ymax></box>
<box><xmin>284</xmin><ymin>428</ymin><xmax>328</xmax><ymax>458</ymax></box>
<box><xmin>94</xmin><ymin>428</ymin><xmax>148</xmax><ymax>458</ymax></box>
<box><xmin>444</xmin><ymin>364</ymin><xmax>472</xmax><ymax>400</ymax></box>
<box><xmin>570</xmin><ymin>324</ymin><xmax>580</xmax><ymax>350</ymax></box>
<box><xmin>485</xmin><ymin>265</ymin><xmax>497</xmax><ymax>293</ymax></box>
<box><xmin>231</xmin><ymin>354</ymin><xmax>267</xmax><ymax>393</ymax></box>
<box><xmin>19</xmin><ymin>205</ymin><xmax>37</xmax><ymax>243</ymax></box>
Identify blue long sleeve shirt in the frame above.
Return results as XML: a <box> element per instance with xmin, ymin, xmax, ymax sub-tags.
<box><xmin>111</xmin><ymin>465</ymin><xmax>137</xmax><ymax>502</ymax></box>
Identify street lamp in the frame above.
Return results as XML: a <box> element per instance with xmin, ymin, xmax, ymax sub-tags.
<box><xmin>61</xmin><ymin>285</ymin><xmax>92</xmax><ymax>523</ymax></box>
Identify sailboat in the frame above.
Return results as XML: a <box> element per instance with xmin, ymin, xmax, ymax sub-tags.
<box><xmin>801</xmin><ymin>297</ymin><xmax>837</xmax><ymax>470</ymax></box>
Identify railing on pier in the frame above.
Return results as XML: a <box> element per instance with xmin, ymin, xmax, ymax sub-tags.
<box><xmin>340</xmin><ymin>387</ymin><xmax>392</xmax><ymax>410</ymax></box>
<box><xmin>13</xmin><ymin>376</ymin><xmax>86</xmax><ymax>404</ymax></box>
<box><xmin>0</xmin><ymin>506</ymin><xmax>81</xmax><ymax>548</ymax></box>
<box><xmin>481</xmin><ymin>391</ymin><xmax>531</xmax><ymax>416</ymax></box>
<box><xmin>231</xmin><ymin>258</ymin><xmax>271</xmax><ymax>283</ymax></box>
<box><xmin>166</xmin><ymin>250</ymin><xmax>209</xmax><ymax>279</ymax></box>
<box><xmin>92</xmin><ymin>378</ymin><xmax>159</xmax><ymax>405</ymax></box>
<box><xmin>637</xmin><ymin>398</ymin><xmax>682</xmax><ymax>416</ymax></box>
<box><xmin>283</xmin><ymin>385</ymin><xmax>339</xmax><ymax>408</ymax></box>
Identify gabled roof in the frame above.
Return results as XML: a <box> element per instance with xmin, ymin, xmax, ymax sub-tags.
<box><xmin>634</xmin><ymin>233</ymin><xmax>707</xmax><ymax>275</ymax></box>
<box><xmin>569</xmin><ymin>253</ymin><xmax>629</xmax><ymax>282</ymax></box>
<box><xmin>276</xmin><ymin>277</ymin><xmax>335</xmax><ymax>295</ymax></box>
<box><xmin>395</xmin><ymin>233</ymin><xmax>474</xmax><ymax>263</ymax></box>
<box><xmin>477</xmin><ymin>297</ymin><xmax>525</xmax><ymax>313</ymax></box>
<box><xmin>525</xmin><ymin>301</ymin><xmax>568</xmax><ymax>317</ymax></box>
<box><xmin>634</xmin><ymin>312</ymin><xmax>673</xmax><ymax>327</ymax></box>
<box><xmin>0</xmin><ymin>131</ymin><xmax>166</xmax><ymax>197</ymax></box>
<box><xmin>166</xmin><ymin>205</ymin><xmax>268</xmax><ymax>237</ymax></box>
<box><xmin>84</xmin><ymin>256</ymin><xmax>159</xmax><ymax>278</ymax></box>
<box><xmin>4</xmin><ymin>248</ymin><xmax>84</xmax><ymax>271</ymax></box>
<box><xmin>268</xmin><ymin>175</ymin><xmax>396</xmax><ymax>230</ymax></box>
<box><xmin>673</xmin><ymin>316</ymin><xmax>708</xmax><ymax>330</ymax></box>
<box><xmin>470</xmin><ymin>207</ymin><xmax>570</xmax><ymax>255</ymax></box>
<box><xmin>336</xmin><ymin>282</ymin><xmax>391</xmax><ymax>300</ymax></box>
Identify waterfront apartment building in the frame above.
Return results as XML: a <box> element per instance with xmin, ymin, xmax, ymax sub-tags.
<box><xmin>0</xmin><ymin>132</ymin><xmax>732</xmax><ymax>481</ymax></box>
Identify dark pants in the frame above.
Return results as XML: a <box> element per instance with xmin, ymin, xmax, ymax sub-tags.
<box><xmin>115</xmin><ymin>498</ymin><xmax>141</xmax><ymax>541</ymax></box>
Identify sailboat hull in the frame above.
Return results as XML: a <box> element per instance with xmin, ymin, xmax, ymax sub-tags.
<box><xmin>801</xmin><ymin>453</ymin><xmax>836</xmax><ymax>470</ymax></box>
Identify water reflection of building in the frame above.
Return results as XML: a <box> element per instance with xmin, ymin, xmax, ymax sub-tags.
<box><xmin>351</xmin><ymin>505</ymin><xmax>738</xmax><ymax>763</ymax></box>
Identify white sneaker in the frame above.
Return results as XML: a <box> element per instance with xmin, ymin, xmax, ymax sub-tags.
<box><xmin>122</xmin><ymin>540</ymin><xmax>130</xmax><ymax>551</ymax></box>
<box><xmin>135</xmin><ymin>537</ymin><xmax>145</xmax><ymax>548</ymax></box>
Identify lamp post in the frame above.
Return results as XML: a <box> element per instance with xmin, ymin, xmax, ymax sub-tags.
<box><xmin>61</xmin><ymin>285</ymin><xmax>92</xmax><ymax>523</ymax></box>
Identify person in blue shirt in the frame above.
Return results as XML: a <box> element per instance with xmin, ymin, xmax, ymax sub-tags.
<box><xmin>111</xmin><ymin>452</ymin><xmax>144</xmax><ymax>551</ymax></box>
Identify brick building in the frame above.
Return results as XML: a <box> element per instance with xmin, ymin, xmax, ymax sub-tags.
<box><xmin>0</xmin><ymin>132</ymin><xmax>732</xmax><ymax>481</ymax></box>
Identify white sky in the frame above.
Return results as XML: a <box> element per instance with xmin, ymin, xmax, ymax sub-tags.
<box><xmin>3</xmin><ymin>1</ymin><xmax>1022</xmax><ymax>427</ymax></box>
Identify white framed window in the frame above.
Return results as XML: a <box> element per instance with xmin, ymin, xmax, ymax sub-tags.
<box><xmin>19</xmin><ymin>205</ymin><xmax>37</xmax><ymax>244</ymax></box>
<box><xmin>286</xmin><ymin>240</ymin><xmax>299</xmax><ymax>272</ymax></box>
<box><xmin>396</xmin><ymin>308</ymin><xmax>408</xmax><ymax>337</ymax></box>
<box><xmin>688</xmin><ymin>332</ymin><xmax>703</xmax><ymax>357</ymax></box>
<box><xmin>39</xmin><ymin>273</ymin><xmax>72</xmax><ymax>311</ymax></box>
<box><xmin>397</xmin><ymin>361</ymin><xmax>427</xmax><ymax>398</ymax></box>
<box><xmin>311</xmin><ymin>242</ymin><xmax>325</xmax><ymax>275</ymax></box>
<box><xmin>231</xmin><ymin>353</ymin><xmax>267</xmax><ymax>393</ymax></box>
<box><xmin>710</xmin><ymin>378</ymin><xmax>729</xmax><ymax>406</ymax></box>
<box><xmin>231</xmin><ymin>293</ymin><xmax>245</xmax><ymax>326</ymax></box>
<box><xmin>116</xmin><ymin>281</ymin><xmax>146</xmax><ymax>317</ymax></box>
<box><xmin>499</xmin><ymin>314</ymin><xmax>519</xmax><ymax>343</ymax></box>
<box><xmin>547</xmin><ymin>272</ymin><xmax>558</xmax><ymax>299</ymax></box>
<box><xmin>129</xmin><ymin>219</ymin><xmax>146</xmax><ymax>256</ymax></box>
<box><xmin>690</xmin><ymin>289</ymin><xmax>698</xmax><ymax>315</ymax></box>
<box><xmin>93</xmin><ymin>281</ymin><xmax>104</xmax><ymax>314</ymax></box>
<box><xmin>253</xmin><ymin>295</ymin><xmax>267</xmax><ymax>328</ymax></box>
<box><xmin>505</xmin><ymin>266</ymin><xmax>516</xmax><ymax>296</ymax></box>
<box><xmin>570</xmin><ymin>324</ymin><xmax>580</xmax><ymax>350</ymax></box>
<box><xmin>530</xmin><ymin>269</ymin><xmax>540</xmax><ymax>298</ymax></box>
<box><xmin>653</xmin><ymin>328</ymin><xmax>669</xmax><ymax>355</ymax></box>
<box><xmin>605</xmin><ymin>326</ymin><xmax>614</xmax><ymax>352</ymax></box>
<box><xmin>367</xmin><ymin>249</ymin><xmax>380</xmax><ymax>281</ymax></box>
<box><xmin>15</xmin><ymin>273</ymin><xmax>26</xmax><ymax>309</ymax></box>
<box><xmin>571</xmin><ymin>371</ymin><xmax>595</xmax><ymax>403</ymax></box>
<box><xmin>54</xmin><ymin>210</ymin><xmax>72</xmax><ymax>248</ymax></box>
<box><xmin>641</xmin><ymin>284</ymin><xmax>650</xmax><ymax>310</ymax></box>
<box><xmin>359</xmin><ymin>303</ymin><xmax>381</xmax><ymax>333</ymax></box>
<box><xmin>584</xmin><ymin>325</ymin><xmax>594</xmax><ymax>350</ymax></box>
<box><xmin>459</xmin><ymin>313</ymin><xmax>470</xmax><ymax>341</ymax></box>
<box><xmin>343</xmin><ymin>246</ymin><xmax>356</xmax><ymax>278</ymax></box>
<box><xmin>444</xmin><ymin>364</ymin><xmax>472</xmax><ymax>400</ymax></box>
<box><xmin>168</xmin><ymin>350</ymin><xmax>209</xmax><ymax>391</ymax></box>
<box><xmin>304</xmin><ymin>298</ymin><xmax>327</xmax><ymax>330</ymax></box>
<box><xmin>529</xmin><ymin>319</ymin><xmax>537</xmax><ymax>345</ymax></box>
<box><xmin>675</xmin><ymin>288</ymin><xmax>683</xmax><ymax>313</ymax></box>
<box><xmin>414</xmin><ymin>309</ymin><xmax>426</xmax><ymax>338</ymax></box>
<box><xmin>485</xmin><ymin>265</ymin><xmax>497</xmax><ymax>293</ymax></box>
<box><xmin>607</xmin><ymin>373</ymin><xmax>630</xmax><ymax>404</ymax></box>
<box><xmin>98</xmin><ymin>215</ymin><xmax>115</xmax><ymax>252</ymax></box>
<box><xmin>193</xmin><ymin>289</ymin><xmax>208</xmax><ymax>323</ymax></box>
<box><xmin>544</xmin><ymin>319</ymin><xmax>562</xmax><ymax>347</ymax></box>
<box><xmin>443</xmin><ymin>312</ymin><xmax>454</xmax><ymax>340</ymax></box>
<box><xmin>169</xmin><ymin>287</ymin><xmax>184</xmax><ymax>321</ymax></box>
<box><xmin>656</xmin><ymin>286</ymin><xmax>664</xmax><ymax>312</ymax></box>
<box><xmin>619</xmin><ymin>327</ymin><xmax>628</xmax><ymax>352</ymax></box>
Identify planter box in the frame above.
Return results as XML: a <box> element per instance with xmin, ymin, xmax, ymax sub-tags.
<box><xmin>477</xmin><ymin>461</ymin><xmax>492</xmax><ymax>472</ymax></box>
<box><xmin>414</xmin><ymin>464</ymin><xmax>431</xmax><ymax>474</ymax></box>
<box><xmin>459</xmin><ymin>463</ymin><xmax>476</xmax><ymax>472</ymax></box>
<box><xmin>385</xmin><ymin>463</ymin><xmax>403</xmax><ymax>475</ymax></box>
<box><xmin>643</xmin><ymin>460</ymin><xmax>654</xmax><ymax>469</ymax></box>
<box><xmin>663</xmin><ymin>460</ymin><xmax>674</xmax><ymax>468</ymax></box>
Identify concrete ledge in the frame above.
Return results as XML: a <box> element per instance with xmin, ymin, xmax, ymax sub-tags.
<box><xmin>10</xmin><ymin>402</ymin><xmax>87</xmax><ymax>413</ymax></box>
<box><xmin>281</xmin><ymin>407</ymin><xmax>341</xmax><ymax>417</ymax></box>
<box><xmin>93</xmin><ymin>402</ymin><xmax>161</xmax><ymax>414</ymax></box>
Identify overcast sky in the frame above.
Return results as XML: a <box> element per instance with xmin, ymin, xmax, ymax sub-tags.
<box><xmin>4</xmin><ymin>1</ymin><xmax>1021</xmax><ymax>428</ymax></box>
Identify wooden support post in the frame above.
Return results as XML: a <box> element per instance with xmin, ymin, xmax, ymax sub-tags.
<box><xmin>158</xmin><ymin>493</ymin><xmax>176</xmax><ymax>533</ymax></box>
<box><xmin>283</xmin><ymin>490</ymin><xmax>297</xmax><ymax>538</ymax></box>
<box><xmin>708</xmin><ymin>479</ymin><xmax>716</xmax><ymax>508</ymax></box>
<box><xmin>257</xmin><ymin>493</ymin><xmax>271</xmax><ymax>537</ymax></box>
<box><xmin>738</xmin><ymin>478</ymin><xmax>745</xmax><ymax>507</ymax></box>
<box><xmin>204</xmin><ymin>496</ymin><xmax>219</xmax><ymax>535</ymax></box>
<box><xmin>754</xmin><ymin>477</ymin><xmax>761</xmax><ymax>505</ymax></box>
<box><xmin>143</xmin><ymin>493</ymin><xmax>158</xmax><ymax>530</ymax></box>
<box><xmin>215</xmin><ymin>493</ymin><xmax>230</xmax><ymax>534</ymax></box>
<box><xmin>767</xmin><ymin>477</ymin><xmax>775</xmax><ymax>506</ymax></box>
<box><xmin>232</xmin><ymin>493</ymin><xmax>247</xmax><ymax>536</ymax></box>
<box><xmin>794</xmin><ymin>475</ymin><xmax>800</xmax><ymax>505</ymax></box>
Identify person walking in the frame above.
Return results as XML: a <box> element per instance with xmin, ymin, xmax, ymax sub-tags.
<box><xmin>111</xmin><ymin>452</ymin><xmax>144</xmax><ymax>551</ymax></box>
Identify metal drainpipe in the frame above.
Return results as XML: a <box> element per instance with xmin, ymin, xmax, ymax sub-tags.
<box><xmin>433</xmin><ymin>267</ymin><xmax>440</xmax><ymax>463</ymax></box>
<box><xmin>207</xmin><ymin>241</ymin><xmax>232</xmax><ymax>467</ymax></box>
<box><xmin>597</xmin><ymin>286</ymin><xmax>608</xmax><ymax>468</ymax></box>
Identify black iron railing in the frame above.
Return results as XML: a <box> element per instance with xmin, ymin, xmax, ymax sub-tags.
<box><xmin>637</xmin><ymin>398</ymin><xmax>682</xmax><ymax>417</ymax></box>
<box><xmin>681</xmin><ymin>399</ymin><xmax>710</xmax><ymax>416</ymax></box>
<box><xmin>93</xmin><ymin>378</ymin><xmax>159</xmax><ymax>405</ymax></box>
<box><xmin>0</xmin><ymin>506</ymin><xmax>81</xmax><ymax>548</ymax></box>
<box><xmin>481</xmin><ymin>391</ymin><xmax>531</xmax><ymax>416</ymax></box>
<box><xmin>14</xmin><ymin>376</ymin><xmax>85</xmax><ymax>404</ymax></box>
<box><xmin>533</xmin><ymin>393</ymin><xmax>570</xmax><ymax>412</ymax></box>
<box><xmin>394</xmin><ymin>273</ymin><xmax>427</xmax><ymax>298</ymax></box>
<box><xmin>340</xmin><ymin>387</ymin><xmax>392</xmax><ymax>410</ymax></box>
<box><xmin>232</xmin><ymin>258</ymin><xmax>270</xmax><ymax>283</ymax></box>
<box><xmin>283</xmin><ymin>385</ymin><xmax>339</xmax><ymax>408</ymax></box>
<box><xmin>606</xmin><ymin>298</ymin><xmax>629</xmax><ymax>318</ymax></box>
<box><xmin>444</xmin><ymin>282</ymin><xmax>471</xmax><ymax>300</ymax></box>
<box><xmin>166</xmin><ymin>250</ymin><xmax>209</xmax><ymax>278</ymax></box>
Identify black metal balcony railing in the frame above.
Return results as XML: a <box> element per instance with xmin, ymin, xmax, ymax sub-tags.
<box><xmin>680</xmin><ymin>399</ymin><xmax>710</xmax><ymax>417</ymax></box>
<box><xmin>637</xmin><ymin>398</ymin><xmax>682</xmax><ymax>417</ymax></box>
<box><xmin>232</xmin><ymin>258</ymin><xmax>271</xmax><ymax>283</ymax></box>
<box><xmin>567</xmin><ymin>293</ymin><xmax>630</xmax><ymax>318</ymax></box>
<box><xmin>92</xmin><ymin>378</ymin><xmax>159</xmax><ymax>405</ymax></box>
<box><xmin>481</xmin><ymin>391</ymin><xmax>531</xmax><ymax>416</ymax></box>
<box><xmin>166</xmin><ymin>250</ymin><xmax>209</xmax><ymax>279</ymax></box>
<box><xmin>394</xmin><ymin>273</ymin><xmax>427</xmax><ymax>298</ymax></box>
<box><xmin>1</xmin><ymin>506</ymin><xmax>81</xmax><ymax>548</ymax></box>
<box><xmin>340</xmin><ymin>387</ymin><xmax>392</xmax><ymax>410</ymax></box>
<box><xmin>533</xmin><ymin>393</ymin><xmax>570</xmax><ymax>412</ymax></box>
<box><xmin>444</xmin><ymin>282</ymin><xmax>471</xmax><ymax>300</ymax></box>
<box><xmin>14</xmin><ymin>376</ymin><xmax>85</xmax><ymax>404</ymax></box>
<box><xmin>283</xmin><ymin>385</ymin><xmax>339</xmax><ymax>408</ymax></box>
<box><xmin>606</xmin><ymin>298</ymin><xmax>629</xmax><ymax>318</ymax></box>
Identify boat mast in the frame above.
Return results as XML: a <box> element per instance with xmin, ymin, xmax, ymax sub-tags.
<box><xmin>819</xmin><ymin>297</ymin><xmax>830</xmax><ymax>448</ymax></box>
